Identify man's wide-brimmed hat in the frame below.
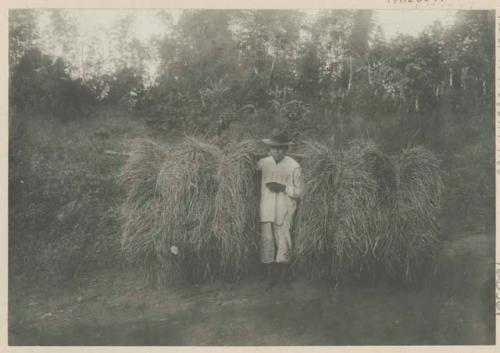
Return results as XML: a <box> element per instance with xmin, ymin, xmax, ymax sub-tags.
<box><xmin>262</xmin><ymin>130</ymin><xmax>293</xmax><ymax>146</ymax></box>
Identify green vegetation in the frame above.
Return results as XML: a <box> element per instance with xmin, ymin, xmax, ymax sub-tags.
<box><xmin>8</xmin><ymin>9</ymin><xmax>494</xmax><ymax>285</ymax></box>
<box><xmin>9</xmin><ymin>233</ymin><xmax>495</xmax><ymax>345</ymax></box>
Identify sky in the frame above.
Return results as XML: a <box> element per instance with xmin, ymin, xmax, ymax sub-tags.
<box><xmin>34</xmin><ymin>9</ymin><xmax>458</xmax><ymax>84</ymax></box>
<box><xmin>375</xmin><ymin>10</ymin><xmax>456</xmax><ymax>39</ymax></box>
<box><xmin>38</xmin><ymin>9</ymin><xmax>458</xmax><ymax>45</ymax></box>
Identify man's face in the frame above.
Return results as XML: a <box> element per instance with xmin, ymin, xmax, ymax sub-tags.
<box><xmin>269</xmin><ymin>146</ymin><xmax>288</xmax><ymax>163</ymax></box>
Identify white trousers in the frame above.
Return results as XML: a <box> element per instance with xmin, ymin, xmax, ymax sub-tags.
<box><xmin>260</xmin><ymin>219</ymin><xmax>292</xmax><ymax>264</ymax></box>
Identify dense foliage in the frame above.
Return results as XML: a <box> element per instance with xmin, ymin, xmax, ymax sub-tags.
<box><xmin>9</xmin><ymin>9</ymin><xmax>494</xmax><ymax>284</ymax></box>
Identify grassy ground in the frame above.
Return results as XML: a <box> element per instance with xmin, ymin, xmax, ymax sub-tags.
<box><xmin>8</xmin><ymin>106</ymin><xmax>495</xmax><ymax>345</ymax></box>
<box><xmin>9</xmin><ymin>232</ymin><xmax>495</xmax><ymax>346</ymax></box>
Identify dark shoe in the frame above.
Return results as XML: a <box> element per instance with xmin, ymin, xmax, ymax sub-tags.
<box><xmin>264</xmin><ymin>263</ymin><xmax>277</xmax><ymax>291</ymax></box>
<box><xmin>277</xmin><ymin>263</ymin><xmax>295</xmax><ymax>290</ymax></box>
<box><xmin>277</xmin><ymin>263</ymin><xmax>289</xmax><ymax>283</ymax></box>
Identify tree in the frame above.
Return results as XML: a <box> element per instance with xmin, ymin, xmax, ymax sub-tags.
<box><xmin>296</xmin><ymin>42</ymin><xmax>321</xmax><ymax>102</ymax></box>
<box><xmin>9</xmin><ymin>10</ymin><xmax>39</xmax><ymax>71</ymax></box>
<box><xmin>37</xmin><ymin>10</ymin><xmax>79</xmax><ymax>75</ymax></box>
<box><xmin>231</xmin><ymin>10</ymin><xmax>302</xmax><ymax>107</ymax></box>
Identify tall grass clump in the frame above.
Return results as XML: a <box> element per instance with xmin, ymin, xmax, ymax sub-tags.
<box><xmin>120</xmin><ymin>137</ymin><xmax>259</xmax><ymax>286</ymax></box>
<box><xmin>293</xmin><ymin>140</ymin><xmax>443</xmax><ymax>285</ymax></box>
<box><xmin>293</xmin><ymin>140</ymin><xmax>382</xmax><ymax>281</ymax></box>
<box><xmin>375</xmin><ymin>146</ymin><xmax>443</xmax><ymax>283</ymax></box>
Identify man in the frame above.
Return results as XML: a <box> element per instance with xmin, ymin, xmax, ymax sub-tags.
<box><xmin>256</xmin><ymin>130</ymin><xmax>303</xmax><ymax>290</ymax></box>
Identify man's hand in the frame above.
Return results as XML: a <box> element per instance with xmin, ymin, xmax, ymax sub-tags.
<box><xmin>266</xmin><ymin>182</ymin><xmax>286</xmax><ymax>193</ymax></box>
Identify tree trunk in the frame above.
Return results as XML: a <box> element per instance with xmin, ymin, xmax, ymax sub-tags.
<box><xmin>460</xmin><ymin>67</ymin><xmax>468</xmax><ymax>92</ymax></box>
<box><xmin>269</xmin><ymin>53</ymin><xmax>277</xmax><ymax>86</ymax></box>
<box><xmin>347</xmin><ymin>56</ymin><xmax>353</xmax><ymax>92</ymax></box>
<box><xmin>366</xmin><ymin>56</ymin><xmax>372</xmax><ymax>86</ymax></box>
<box><xmin>449</xmin><ymin>68</ymin><xmax>453</xmax><ymax>88</ymax></box>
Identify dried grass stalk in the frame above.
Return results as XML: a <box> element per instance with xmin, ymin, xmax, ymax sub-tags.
<box><xmin>374</xmin><ymin>146</ymin><xmax>443</xmax><ymax>283</ymax></box>
<box><xmin>120</xmin><ymin>137</ymin><xmax>259</xmax><ymax>286</ymax></box>
<box><xmin>120</xmin><ymin>137</ymin><xmax>442</xmax><ymax>286</ymax></box>
<box><xmin>293</xmin><ymin>140</ymin><xmax>443</xmax><ymax>285</ymax></box>
<box><xmin>293</xmin><ymin>140</ymin><xmax>381</xmax><ymax>280</ymax></box>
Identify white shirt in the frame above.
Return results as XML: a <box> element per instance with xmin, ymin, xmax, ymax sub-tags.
<box><xmin>256</xmin><ymin>155</ymin><xmax>303</xmax><ymax>226</ymax></box>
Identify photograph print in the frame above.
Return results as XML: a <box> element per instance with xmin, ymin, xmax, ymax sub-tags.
<box><xmin>8</xmin><ymin>7</ymin><xmax>496</xmax><ymax>346</ymax></box>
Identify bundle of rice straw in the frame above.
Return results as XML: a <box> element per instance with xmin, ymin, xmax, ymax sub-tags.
<box><xmin>293</xmin><ymin>140</ymin><xmax>443</xmax><ymax>284</ymax></box>
<box><xmin>292</xmin><ymin>140</ymin><xmax>382</xmax><ymax>281</ymax></box>
<box><xmin>373</xmin><ymin>146</ymin><xmax>443</xmax><ymax>283</ymax></box>
<box><xmin>120</xmin><ymin>137</ymin><xmax>259</xmax><ymax>286</ymax></box>
<box><xmin>120</xmin><ymin>136</ymin><xmax>442</xmax><ymax>286</ymax></box>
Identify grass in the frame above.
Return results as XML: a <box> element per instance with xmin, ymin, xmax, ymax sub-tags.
<box><xmin>9</xmin><ymin>110</ymin><xmax>145</xmax><ymax>283</ymax></box>
<box><xmin>8</xmin><ymin>232</ymin><xmax>494</xmax><ymax>345</ymax></box>
<box><xmin>375</xmin><ymin>146</ymin><xmax>443</xmax><ymax>283</ymax></box>
<box><xmin>121</xmin><ymin>136</ymin><xmax>443</xmax><ymax>286</ymax></box>
<box><xmin>292</xmin><ymin>139</ymin><xmax>382</xmax><ymax>281</ymax></box>
<box><xmin>293</xmin><ymin>140</ymin><xmax>443</xmax><ymax>285</ymax></box>
<box><xmin>120</xmin><ymin>137</ymin><xmax>260</xmax><ymax>286</ymax></box>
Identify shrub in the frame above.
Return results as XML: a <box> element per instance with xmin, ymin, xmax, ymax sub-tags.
<box><xmin>9</xmin><ymin>114</ymin><xmax>127</xmax><ymax>284</ymax></box>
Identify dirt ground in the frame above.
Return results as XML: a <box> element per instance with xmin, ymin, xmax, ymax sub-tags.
<box><xmin>9</xmin><ymin>232</ymin><xmax>495</xmax><ymax>346</ymax></box>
